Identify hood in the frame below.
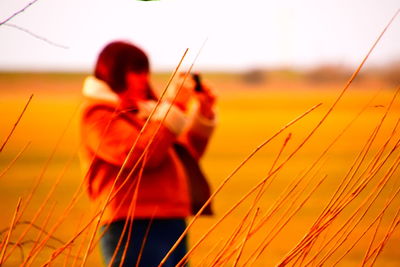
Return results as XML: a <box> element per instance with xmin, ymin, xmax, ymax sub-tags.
<box><xmin>82</xmin><ymin>76</ymin><xmax>119</xmax><ymax>103</ymax></box>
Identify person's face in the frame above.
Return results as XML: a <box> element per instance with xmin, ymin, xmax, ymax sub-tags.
<box><xmin>124</xmin><ymin>71</ymin><xmax>150</xmax><ymax>102</ymax></box>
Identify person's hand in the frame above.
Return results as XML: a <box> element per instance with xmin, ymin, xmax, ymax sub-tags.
<box><xmin>194</xmin><ymin>83</ymin><xmax>216</xmax><ymax>120</ymax></box>
<box><xmin>167</xmin><ymin>73</ymin><xmax>195</xmax><ymax>111</ymax></box>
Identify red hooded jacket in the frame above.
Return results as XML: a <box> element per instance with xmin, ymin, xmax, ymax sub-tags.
<box><xmin>80</xmin><ymin>76</ymin><xmax>215</xmax><ymax>224</ymax></box>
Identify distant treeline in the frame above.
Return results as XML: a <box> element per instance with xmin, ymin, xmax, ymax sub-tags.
<box><xmin>0</xmin><ymin>61</ymin><xmax>398</xmax><ymax>87</ymax></box>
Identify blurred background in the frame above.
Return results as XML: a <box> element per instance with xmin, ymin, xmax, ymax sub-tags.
<box><xmin>0</xmin><ymin>0</ymin><xmax>399</xmax><ymax>72</ymax></box>
<box><xmin>0</xmin><ymin>0</ymin><xmax>399</xmax><ymax>266</ymax></box>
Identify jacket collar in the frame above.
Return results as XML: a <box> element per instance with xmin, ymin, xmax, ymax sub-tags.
<box><xmin>82</xmin><ymin>76</ymin><xmax>119</xmax><ymax>103</ymax></box>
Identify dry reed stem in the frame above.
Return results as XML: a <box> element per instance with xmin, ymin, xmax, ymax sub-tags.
<box><xmin>24</xmin><ymin>202</ymin><xmax>56</xmax><ymax>266</ymax></box>
<box><xmin>16</xmin><ymin>99</ymin><xmax>80</xmax><ymax>219</ymax></box>
<box><xmin>320</xmin><ymin>128</ymin><xmax>379</xmax><ymax>228</ymax></box>
<box><xmin>64</xmin><ymin>214</ymin><xmax>85</xmax><ymax>267</ymax></box>
<box><xmin>309</xmin><ymin>90</ymin><xmax>383</xmax><ymax>232</ymax></box>
<box><xmin>249</xmin><ymin>160</ymin><xmax>326</xmax><ymax>239</ymax></box>
<box><xmin>306</xmin><ymin>18</ymin><xmax>398</xmax><ymax>243</ymax></box>
<box><xmin>135</xmin><ymin>211</ymin><xmax>156</xmax><ymax>267</ymax></box>
<box><xmin>23</xmin><ymin>163</ymin><xmax>86</xmax><ymax>265</ymax></box>
<box><xmin>232</xmin><ymin>208</ymin><xmax>260</xmax><ymax>267</ymax></box>
<box><xmin>107</xmin><ymin>152</ymin><xmax>148</xmax><ymax>267</ymax></box>
<box><xmin>209</xmin><ymin>203</ymin><xmax>253</xmax><ymax>266</ymax></box>
<box><xmin>0</xmin><ymin>141</ymin><xmax>31</xmax><ymax>179</ymax></box>
<box><xmin>72</xmin><ymin>219</ymin><xmax>92</xmax><ymax>267</ymax></box>
<box><xmin>296</xmin><ymin>240</ymin><xmax>315</xmax><ymax>267</ymax></box>
<box><xmin>367</xmin><ymin>207</ymin><xmax>400</xmax><ymax>266</ymax></box>
<box><xmin>332</xmin><ymin>137</ymin><xmax>400</xmax><ymax>216</ymax></box>
<box><xmin>28</xmin><ymin>141</ymin><xmax>93</xmax><ymax>264</ymax></box>
<box><xmin>258</xmin><ymin>71</ymin><xmax>373</xmax><ymax>265</ymax></box>
<box><xmin>171</xmin><ymin>103</ymin><xmax>322</xmax><ymax>266</ymax></box>
<box><xmin>193</xmin><ymin>156</ymin><xmax>325</xmax><ymax>266</ymax></box>
<box><xmin>311</xmin><ymin>124</ymin><xmax>380</xmax><ymax>235</ymax></box>
<box><xmin>23</xmin><ymin>155</ymin><xmax>76</xmax><ymax>264</ymax></box>
<box><xmin>211</xmin><ymin>179</ymin><xmax>282</xmax><ymax>265</ymax></box>
<box><xmin>9</xmin><ymin>103</ymin><xmax>82</xmax><ymax>264</ymax></box>
<box><xmin>331</xmin><ymin>87</ymin><xmax>400</xmax><ymax>213</ymax></box>
<box><xmin>244</xmin><ymin>103</ymin><xmax>369</xmax><ymax>263</ymax></box>
<box><xmin>237</xmin><ymin>162</ymin><xmax>327</xmax><ymax>266</ymax></box>
<box><xmin>0</xmin><ymin>197</ymin><xmax>22</xmax><ymax>264</ymax></box>
<box><xmin>293</xmin><ymin>138</ymin><xmax>400</xmax><ymax>266</ymax></box>
<box><xmin>333</xmin><ymin>184</ymin><xmax>400</xmax><ymax>266</ymax></box>
<box><xmin>313</xmin><ymin>153</ymin><xmax>400</xmax><ymax>266</ymax></box>
<box><xmin>245</xmin><ymin>174</ymin><xmax>327</xmax><ymax>266</ymax></box>
<box><xmin>211</xmin><ymin>134</ymin><xmax>291</xmax><ymax>266</ymax></box>
<box><xmin>277</xmin><ymin>9</ymin><xmax>400</xmax><ymax>265</ymax></box>
<box><xmin>362</xmin><ymin>187</ymin><xmax>400</xmax><ymax>266</ymax></box>
<box><xmin>270</xmin><ymin>133</ymin><xmax>292</xmax><ymax>174</ymax></box>
<box><xmin>248</xmin><ymin>170</ymin><xmax>325</xmax><ymax>265</ymax></box>
<box><xmin>172</xmin><ymin>103</ymin><xmax>321</xmax><ymax>267</ymax></box>
<box><xmin>0</xmin><ymin>94</ymin><xmax>33</xmax><ymax>153</ymax></box>
<box><xmin>362</xmin><ymin>174</ymin><xmax>400</xmax><ymax>266</ymax></box>
<box><xmin>63</xmin><ymin>240</ymin><xmax>73</xmax><ymax>267</ymax></box>
<box><xmin>205</xmin><ymin>63</ymin><xmax>390</xmax><ymax>266</ymax></box>
<box><xmin>243</xmin><ymin>133</ymin><xmax>292</xmax><ymax>232</ymax></box>
<box><xmin>344</xmin><ymin>121</ymin><xmax>399</xmax><ymax>199</ymax></box>
<box><xmin>307</xmin><ymin>119</ymin><xmax>386</xmax><ymax>251</ymax></box>
<box><xmin>196</xmin><ymin>239</ymin><xmax>224</xmax><ymax>267</ymax></box>
<box><xmin>13</xmin><ymin>136</ymin><xmax>89</xmax><ymax>265</ymax></box>
<box><xmin>294</xmin><ymin>138</ymin><xmax>399</xmax><ymax>266</ymax></box>
<box><xmin>219</xmin><ymin>173</ymin><xmax>326</xmax><ymax>267</ymax></box>
<box><xmin>299</xmin><ymin>92</ymin><xmax>400</xmax><ymax>264</ymax></box>
<box><xmin>87</xmin><ymin>166</ymin><xmax>142</xmax><ymax>255</ymax></box>
<box><xmin>287</xmin><ymin>87</ymin><xmax>397</xmax><ymax>247</ymax></box>
<box><xmin>360</xmin><ymin>214</ymin><xmax>385</xmax><ymax>267</ymax></box>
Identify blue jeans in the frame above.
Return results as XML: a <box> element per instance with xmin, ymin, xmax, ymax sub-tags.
<box><xmin>100</xmin><ymin>219</ymin><xmax>188</xmax><ymax>267</ymax></box>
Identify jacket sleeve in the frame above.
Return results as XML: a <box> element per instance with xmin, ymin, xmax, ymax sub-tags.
<box><xmin>178</xmin><ymin>106</ymin><xmax>217</xmax><ymax>160</ymax></box>
<box><xmin>82</xmin><ymin>103</ymin><xmax>187</xmax><ymax>169</ymax></box>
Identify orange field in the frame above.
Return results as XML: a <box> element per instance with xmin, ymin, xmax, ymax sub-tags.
<box><xmin>0</xmin><ymin>72</ymin><xmax>399</xmax><ymax>266</ymax></box>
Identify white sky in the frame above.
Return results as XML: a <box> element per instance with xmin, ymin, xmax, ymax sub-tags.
<box><xmin>0</xmin><ymin>0</ymin><xmax>399</xmax><ymax>72</ymax></box>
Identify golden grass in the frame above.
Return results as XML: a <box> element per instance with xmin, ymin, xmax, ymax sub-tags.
<box><xmin>0</xmin><ymin>71</ymin><xmax>399</xmax><ymax>266</ymax></box>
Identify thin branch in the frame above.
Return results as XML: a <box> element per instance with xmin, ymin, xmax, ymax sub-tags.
<box><xmin>0</xmin><ymin>221</ymin><xmax>64</xmax><ymax>245</ymax></box>
<box><xmin>4</xmin><ymin>23</ymin><xmax>69</xmax><ymax>49</ymax></box>
<box><xmin>0</xmin><ymin>0</ymin><xmax>39</xmax><ymax>25</ymax></box>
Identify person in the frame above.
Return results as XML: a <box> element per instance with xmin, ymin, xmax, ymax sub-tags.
<box><xmin>79</xmin><ymin>40</ymin><xmax>217</xmax><ymax>267</ymax></box>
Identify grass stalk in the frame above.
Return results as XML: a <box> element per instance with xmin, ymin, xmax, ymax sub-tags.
<box><xmin>0</xmin><ymin>141</ymin><xmax>31</xmax><ymax>179</ymax></box>
<box><xmin>232</xmin><ymin>208</ymin><xmax>259</xmax><ymax>267</ymax></box>
<box><xmin>0</xmin><ymin>197</ymin><xmax>22</xmax><ymax>264</ymax></box>
<box><xmin>0</xmin><ymin>94</ymin><xmax>33</xmax><ymax>153</ymax></box>
<box><xmin>277</xmin><ymin>9</ymin><xmax>400</xmax><ymax>264</ymax></box>
<box><xmin>171</xmin><ymin>103</ymin><xmax>321</xmax><ymax>267</ymax></box>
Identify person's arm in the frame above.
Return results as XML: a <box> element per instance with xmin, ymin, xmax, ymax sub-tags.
<box><xmin>179</xmin><ymin>84</ymin><xmax>217</xmax><ymax>159</ymax></box>
<box><xmin>82</xmin><ymin>103</ymin><xmax>187</xmax><ymax>169</ymax></box>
